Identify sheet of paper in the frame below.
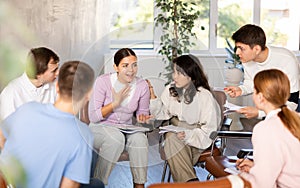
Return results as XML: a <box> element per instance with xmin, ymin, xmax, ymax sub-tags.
<box><xmin>224</xmin><ymin>101</ymin><xmax>245</xmax><ymax>115</ymax></box>
<box><xmin>224</xmin><ymin>166</ymin><xmax>240</xmax><ymax>175</ymax></box>
<box><xmin>159</xmin><ymin>125</ymin><xmax>188</xmax><ymax>134</ymax></box>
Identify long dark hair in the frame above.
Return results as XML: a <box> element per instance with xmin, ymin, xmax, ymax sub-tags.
<box><xmin>169</xmin><ymin>54</ymin><xmax>210</xmax><ymax>104</ymax></box>
<box><xmin>254</xmin><ymin>69</ymin><xmax>300</xmax><ymax>141</ymax></box>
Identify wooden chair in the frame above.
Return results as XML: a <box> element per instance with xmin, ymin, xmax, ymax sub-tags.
<box><xmin>160</xmin><ymin>90</ymin><xmax>231</xmax><ymax>182</ymax></box>
<box><xmin>0</xmin><ymin>171</ymin><xmax>7</xmax><ymax>188</ymax></box>
<box><xmin>148</xmin><ymin>175</ymin><xmax>252</xmax><ymax>188</ymax></box>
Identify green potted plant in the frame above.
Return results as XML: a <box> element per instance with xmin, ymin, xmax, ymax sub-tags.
<box><xmin>154</xmin><ymin>0</ymin><xmax>201</xmax><ymax>83</ymax></box>
<box><xmin>224</xmin><ymin>38</ymin><xmax>244</xmax><ymax>86</ymax></box>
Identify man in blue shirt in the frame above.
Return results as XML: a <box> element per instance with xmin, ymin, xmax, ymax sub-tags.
<box><xmin>0</xmin><ymin>61</ymin><xmax>103</xmax><ymax>188</ymax></box>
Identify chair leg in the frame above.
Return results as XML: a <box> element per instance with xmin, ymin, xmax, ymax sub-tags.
<box><xmin>206</xmin><ymin>173</ymin><xmax>213</xmax><ymax>180</ymax></box>
<box><xmin>161</xmin><ymin>161</ymin><xmax>168</xmax><ymax>182</ymax></box>
<box><xmin>167</xmin><ymin>170</ymin><xmax>171</xmax><ymax>182</ymax></box>
<box><xmin>161</xmin><ymin>160</ymin><xmax>172</xmax><ymax>182</ymax></box>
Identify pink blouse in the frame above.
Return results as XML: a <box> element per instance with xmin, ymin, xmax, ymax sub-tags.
<box><xmin>88</xmin><ymin>73</ymin><xmax>150</xmax><ymax>125</ymax></box>
<box><xmin>240</xmin><ymin>109</ymin><xmax>300</xmax><ymax>188</ymax></box>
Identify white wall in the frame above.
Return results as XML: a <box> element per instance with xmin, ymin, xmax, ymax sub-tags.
<box><xmin>0</xmin><ymin>0</ymin><xmax>111</xmax><ymax>89</ymax></box>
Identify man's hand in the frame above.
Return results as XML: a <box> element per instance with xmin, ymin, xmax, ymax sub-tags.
<box><xmin>224</xmin><ymin>86</ymin><xmax>242</xmax><ymax>98</ymax></box>
<box><xmin>237</xmin><ymin>106</ymin><xmax>259</xmax><ymax>119</ymax></box>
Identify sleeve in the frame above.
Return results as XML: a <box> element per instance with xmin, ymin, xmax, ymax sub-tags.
<box><xmin>184</xmin><ymin>92</ymin><xmax>221</xmax><ymax>149</ymax></box>
<box><xmin>283</xmin><ymin>51</ymin><xmax>299</xmax><ymax>93</ymax></box>
<box><xmin>88</xmin><ymin>76</ymin><xmax>110</xmax><ymax>123</ymax></box>
<box><xmin>257</xmin><ymin>110</ymin><xmax>266</xmax><ymax>119</ymax></box>
<box><xmin>240</xmin><ymin>122</ymin><xmax>283</xmax><ymax>188</ymax></box>
<box><xmin>135</xmin><ymin>80</ymin><xmax>150</xmax><ymax>116</ymax></box>
<box><xmin>0</xmin><ymin>86</ymin><xmax>17</xmax><ymax>121</ymax></box>
<box><xmin>63</xmin><ymin>131</ymin><xmax>93</xmax><ymax>184</ymax></box>
<box><xmin>239</xmin><ymin>63</ymin><xmax>254</xmax><ymax>96</ymax></box>
<box><xmin>149</xmin><ymin>86</ymin><xmax>172</xmax><ymax>120</ymax></box>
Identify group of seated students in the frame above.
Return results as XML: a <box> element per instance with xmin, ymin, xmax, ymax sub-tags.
<box><xmin>0</xmin><ymin>23</ymin><xmax>300</xmax><ymax>188</ymax></box>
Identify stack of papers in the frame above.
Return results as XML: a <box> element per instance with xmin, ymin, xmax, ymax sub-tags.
<box><xmin>111</xmin><ymin>124</ymin><xmax>150</xmax><ymax>134</ymax></box>
<box><xmin>159</xmin><ymin>125</ymin><xmax>188</xmax><ymax>134</ymax></box>
<box><xmin>224</xmin><ymin>101</ymin><xmax>245</xmax><ymax>115</ymax></box>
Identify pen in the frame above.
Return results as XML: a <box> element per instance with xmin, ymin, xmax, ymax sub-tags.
<box><xmin>236</xmin><ymin>152</ymin><xmax>250</xmax><ymax>168</ymax></box>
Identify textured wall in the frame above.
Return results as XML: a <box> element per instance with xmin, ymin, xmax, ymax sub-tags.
<box><xmin>0</xmin><ymin>0</ymin><xmax>111</xmax><ymax>81</ymax></box>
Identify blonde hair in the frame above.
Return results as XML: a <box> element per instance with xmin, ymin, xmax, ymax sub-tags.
<box><xmin>254</xmin><ymin>69</ymin><xmax>300</xmax><ymax>141</ymax></box>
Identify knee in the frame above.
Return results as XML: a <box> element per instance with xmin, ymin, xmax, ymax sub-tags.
<box><xmin>94</xmin><ymin>129</ymin><xmax>125</xmax><ymax>150</ymax></box>
<box><xmin>164</xmin><ymin>132</ymin><xmax>177</xmax><ymax>145</ymax></box>
<box><xmin>127</xmin><ymin>133</ymin><xmax>148</xmax><ymax>147</ymax></box>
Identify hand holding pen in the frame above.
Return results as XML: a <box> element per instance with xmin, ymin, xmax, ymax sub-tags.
<box><xmin>236</xmin><ymin>153</ymin><xmax>253</xmax><ymax>173</ymax></box>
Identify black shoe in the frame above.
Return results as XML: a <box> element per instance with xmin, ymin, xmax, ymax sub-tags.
<box><xmin>187</xmin><ymin>178</ymin><xmax>199</xmax><ymax>182</ymax></box>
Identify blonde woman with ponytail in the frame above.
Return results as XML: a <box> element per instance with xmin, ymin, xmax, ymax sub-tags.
<box><xmin>236</xmin><ymin>69</ymin><xmax>300</xmax><ymax>188</ymax></box>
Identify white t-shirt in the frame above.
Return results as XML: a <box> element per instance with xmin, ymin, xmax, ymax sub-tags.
<box><xmin>240</xmin><ymin>46</ymin><xmax>299</xmax><ymax>95</ymax></box>
<box><xmin>0</xmin><ymin>73</ymin><xmax>56</xmax><ymax>120</ymax></box>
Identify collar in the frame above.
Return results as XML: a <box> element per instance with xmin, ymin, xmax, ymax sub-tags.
<box><xmin>22</xmin><ymin>73</ymin><xmax>50</xmax><ymax>91</ymax></box>
<box><xmin>265</xmin><ymin>108</ymin><xmax>281</xmax><ymax>120</ymax></box>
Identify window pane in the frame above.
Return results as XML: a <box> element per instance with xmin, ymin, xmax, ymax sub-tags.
<box><xmin>110</xmin><ymin>0</ymin><xmax>154</xmax><ymax>49</ymax></box>
<box><xmin>261</xmin><ymin>0</ymin><xmax>300</xmax><ymax>50</ymax></box>
<box><xmin>191</xmin><ymin>0</ymin><xmax>210</xmax><ymax>50</ymax></box>
<box><xmin>217</xmin><ymin>0</ymin><xmax>253</xmax><ymax>48</ymax></box>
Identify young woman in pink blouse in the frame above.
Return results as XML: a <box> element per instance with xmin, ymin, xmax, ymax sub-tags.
<box><xmin>237</xmin><ymin>69</ymin><xmax>300</xmax><ymax>188</ymax></box>
<box><xmin>88</xmin><ymin>48</ymin><xmax>150</xmax><ymax>188</ymax></box>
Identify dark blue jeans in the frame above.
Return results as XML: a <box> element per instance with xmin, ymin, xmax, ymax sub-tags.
<box><xmin>80</xmin><ymin>178</ymin><xmax>104</xmax><ymax>188</ymax></box>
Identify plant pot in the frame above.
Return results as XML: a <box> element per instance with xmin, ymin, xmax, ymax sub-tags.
<box><xmin>224</xmin><ymin>67</ymin><xmax>244</xmax><ymax>131</ymax></box>
<box><xmin>224</xmin><ymin>67</ymin><xmax>244</xmax><ymax>86</ymax></box>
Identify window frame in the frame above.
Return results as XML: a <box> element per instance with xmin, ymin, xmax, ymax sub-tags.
<box><xmin>110</xmin><ymin>0</ymin><xmax>300</xmax><ymax>55</ymax></box>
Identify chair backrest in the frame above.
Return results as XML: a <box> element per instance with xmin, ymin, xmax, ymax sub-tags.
<box><xmin>147</xmin><ymin>175</ymin><xmax>252</xmax><ymax>188</ymax></box>
<box><xmin>211</xmin><ymin>90</ymin><xmax>227</xmax><ymax>130</ymax></box>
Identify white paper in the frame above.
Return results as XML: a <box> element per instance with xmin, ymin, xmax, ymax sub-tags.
<box><xmin>159</xmin><ymin>125</ymin><xmax>188</xmax><ymax>134</ymax></box>
<box><xmin>224</xmin><ymin>101</ymin><xmax>245</xmax><ymax>114</ymax></box>
<box><xmin>224</xmin><ymin>166</ymin><xmax>240</xmax><ymax>175</ymax></box>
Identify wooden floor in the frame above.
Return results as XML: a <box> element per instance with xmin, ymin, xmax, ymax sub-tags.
<box><xmin>105</xmin><ymin>128</ymin><xmax>253</xmax><ymax>188</ymax></box>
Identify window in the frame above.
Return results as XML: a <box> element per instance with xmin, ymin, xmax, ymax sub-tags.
<box><xmin>109</xmin><ymin>0</ymin><xmax>154</xmax><ymax>49</ymax></box>
<box><xmin>110</xmin><ymin>0</ymin><xmax>300</xmax><ymax>52</ymax></box>
<box><xmin>217</xmin><ymin>0</ymin><xmax>253</xmax><ymax>48</ymax></box>
<box><xmin>260</xmin><ymin>0</ymin><xmax>300</xmax><ymax>50</ymax></box>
